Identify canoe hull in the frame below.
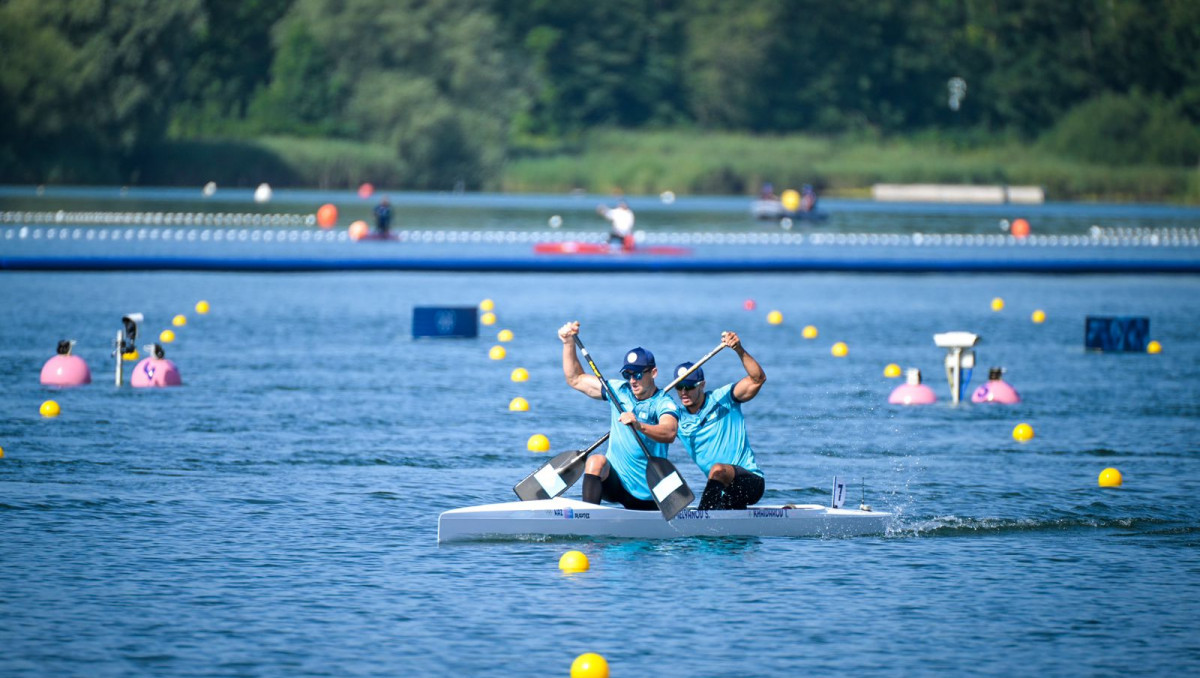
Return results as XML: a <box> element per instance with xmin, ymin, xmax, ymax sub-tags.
<box><xmin>437</xmin><ymin>498</ymin><xmax>891</xmax><ymax>543</ymax></box>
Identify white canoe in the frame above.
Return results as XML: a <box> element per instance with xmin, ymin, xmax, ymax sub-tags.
<box><xmin>437</xmin><ymin>497</ymin><xmax>892</xmax><ymax>543</ymax></box>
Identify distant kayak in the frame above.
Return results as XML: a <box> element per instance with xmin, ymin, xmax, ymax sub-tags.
<box><xmin>534</xmin><ymin>242</ymin><xmax>692</xmax><ymax>256</ymax></box>
<box><xmin>751</xmin><ymin>199</ymin><xmax>828</xmax><ymax>222</ymax></box>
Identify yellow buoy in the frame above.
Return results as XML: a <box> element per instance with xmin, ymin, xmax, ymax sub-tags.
<box><xmin>1098</xmin><ymin>467</ymin><xmax>1123</xmax><ymax>487</ymax></box>
<box><xmin>1012</xmin><ymin>423</ymin><xmax>1034</xmax><ymax>442</ymax></box>
<box><xmin>527</xmin><ymin>434</ymin><xmax>550</xmax><ymax>452</ymax></box>
<box><xmin>570</xmin><ymin>652</ymin><xmax>608</xmax><ymax>678</ymax></box>
<box><xmin>497</xmin><ymin>329</ymin><xmax>514</xmax><ymax>342</ymax></box>
<box><xmin>509</xmin><ymin>397</ymin><xmax>529</xmax><ymax>412</ymax></box>
<box><xmin>802</xmin><ymin>325</ymin><xmax>818</xmax><ymax>339</ymax></box>
<box><xmin>780</xmin><ymin>189</ymin><xmax>801</xmax><ymax>212</ymax></box>
<box><xmin>40</xmin><ymin>400</ymin><xmax>61</xmax><ymax>418</ymax></box>
<box><xmin>0</xmin><ymin>446</ymin><xmax>4</xmax><ymax>458</ymax></box>
<box><xmin>510</xmin><ymin>367</ymin><xmax>529</xmax><ymax>382</ymax></box>
<box><xmin>481</xmin><ymin>311</ymin><xmax>497</xmax><ymax>326</ymax></box>
<box><xmin>831</xmin><ymin>342</ymin><xmax>848</xmax><ymax>357</ymax></box>
<box><xmin>479</xmin><ymin>299</ymin><xmax>495</xmax><ymax>312</ymax></box>
<box><xmin>991</xmin><ymin>297</ymin><xmax>1005</xmax><ymax>312</ymax></box>
<box><xmin>195</xmin><ymin>300</ymin><xmax>210</xmax><ymax>314</ymax></box>
<box><xmin>1031</xmin><ymin>309</ymin><xmax>1046</xmax><ymax>323</ymax></box>
<box><xmin>123</xmin><ymin>349</ymin><xmax>139</xmax><ymax>361</ymax></box>
<box><xmin>489</xmin><ymin>345</ymin><xmax>506</xmax><ymax>360</ymax></box>
<box><xmin>559</xmin><ymin>550</ymin><xmax>590</xmax><ymax>573</ymax></box>
<box><xmin>1147</xmin><ymin>340</ymin><xmax>1162</xmax><ymax>354</ymax></box>
<box><xmin>172</xmin><ymin>314</ymin><xmax>187</xmax><ymax>327</ymax></box>
<box><xmin>883</xmin><ymin>363</ymin><xmax>902</xmax><ymax>378</ymax></box>
<box><xmin>766</xmin><ymin>310</ymin><xmax>783</xmax><ymax>325</ymax></box>
<box><xmin>159</xmin><ymin>329</ymin><xmax>176</xmax><ymax>343</ymax></box>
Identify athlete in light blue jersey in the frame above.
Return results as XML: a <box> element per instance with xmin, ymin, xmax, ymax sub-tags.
<box><xmin>559</xmin><ymin>321</ymin><xmax>679</xmax><ymax>510</ymax></box>
<box><xmin>673</xmin><ymin>331</ymin><xmax>766</xmax><ymax>510</ymax></box>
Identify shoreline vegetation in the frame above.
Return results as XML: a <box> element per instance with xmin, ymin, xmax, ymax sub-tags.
<box><xmin>6</xmin><ymin>3</ymin><xmax>1198</xmax><ymax>205</ymax></box>
<box><xmin>142</xmin><ymin>129</ymin><xmax>1199</xmax><ymax>204</ymax></box>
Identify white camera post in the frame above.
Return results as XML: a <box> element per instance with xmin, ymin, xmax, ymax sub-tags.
<box><xmin>933</xmin><ymin>331</ymin><xmax>979</xmax><ymax>405</ymax></box>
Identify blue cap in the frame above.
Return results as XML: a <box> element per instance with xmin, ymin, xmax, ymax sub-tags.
<box><xmin>672</xmin><ymin>362</ymin><xmax>704</xmax><ymax>387</ymax></box>
<box><xmin>622</xmin><ymin>347</ymin><xmax>655</xmax><ymax>373</ymax></box>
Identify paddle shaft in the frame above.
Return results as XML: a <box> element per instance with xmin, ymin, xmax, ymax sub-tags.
<box><xmin>559</xmin><ymin>431</ymin><xmax>610</xmax><ymax>472</ymax></box>
<box><xmin>560</xmin><ymin>343</ymin><xmax>722</xmax><ymax>462</ymax></box>
<box><xmin>514</xmin><ymin>342</ymin><xmax>724</xmax><ymax>501</ymax></box>
<box><xmin>573</xmin><ymin>336</ymin><xmax>657</xmax><ymax>459</ymax></box>
<box><xmin>573</xmin><ymin>336</ymin><xmax>724</xmax><ymax>448</ymax></box>
<box><xmin>662</xmin><ymin>343</ymin><xmax>725</xmax><ymax>392</ymax></box>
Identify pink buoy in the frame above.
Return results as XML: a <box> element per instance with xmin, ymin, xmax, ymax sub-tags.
<box><xmin>971</xmin><ymin>367</ymin><xmax>1020</xmax><ymax>404</ymax></box>
<box><xmin>130</xmin><ymin>344</ymin><xmax>182</xmax><ymax>388</ymax></box>
<box><xmin>40</xmin><ymin>340</ymin><xmax>91</xmax><ymax>387</ymax></box>
<box><xmin>888</xmin><ymin>368</ymin><xmax>936</xmax><ymax>405</ymax></box>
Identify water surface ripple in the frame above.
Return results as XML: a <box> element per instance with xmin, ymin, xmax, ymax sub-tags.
<box><xmin>2</xmin><ymin>193</ymin><xmax>1198</xmax><ymax>676</ymax></box>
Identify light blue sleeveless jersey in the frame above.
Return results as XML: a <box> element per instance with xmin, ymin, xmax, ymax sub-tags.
<box><xmin>676</xmin><ymin>383</ymin><xmax>763</xmax><ymax>478</ymax></box>
<box><xmin>602</xmin><ymin>379</ymin><xmax>680</xmax><ymax>500</ymax></box>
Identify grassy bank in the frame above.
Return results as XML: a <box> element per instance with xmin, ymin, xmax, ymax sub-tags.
<box><xmin>502</xmin><ymin>129</ymin><xmax>1200</xmax><ymax>203</ymax></box>
<box><xmin>149</xmin><ymin>130</ymin><xmax>1199</xmax><ymax>203</ymax></box>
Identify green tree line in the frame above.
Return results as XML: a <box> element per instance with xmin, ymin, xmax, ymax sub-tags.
<box><xmin>1</xmin><ymin>0</ymin><xmax>1197</xmax><ymax>190</ymax></box>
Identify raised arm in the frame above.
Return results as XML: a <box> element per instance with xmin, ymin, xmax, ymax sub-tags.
<box><xmin>559</xmin><ymin>321</ymin><xmax>603</xmax><ymax>399</ymax></box>
<box><xmin>724</xmin><ymin>331</ymin><xmax>765</xmax><ymax>402</ymax></box>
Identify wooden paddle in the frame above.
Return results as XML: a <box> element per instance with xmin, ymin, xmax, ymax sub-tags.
<box><xmin>512</xmin><ymin>343</ymin><xmax>724</xmax><ymax>503</ymax></box>
<box><xmin>571</xmin><ymin>335</ymin><xmax>709</xmax><ymax>521</ymax></box>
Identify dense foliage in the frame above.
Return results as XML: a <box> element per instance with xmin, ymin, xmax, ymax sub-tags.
<box><xmin>1</xmin><ymin>0</ymin><xmax>1197</xmax><ymax>189</ymax></box>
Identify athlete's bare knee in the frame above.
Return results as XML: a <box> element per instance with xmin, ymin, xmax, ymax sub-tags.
<box><xmin>709</xmin><ymin>464</ymin><xmax>735</xmax><ymax>485</ymax></box>
<box><xmin>585</xmin><ymin>454</ymin><xmax>609</xmax><ymax>477</ymax></box>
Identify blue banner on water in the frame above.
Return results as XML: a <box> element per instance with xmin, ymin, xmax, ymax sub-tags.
<box><xmin>412</xmin><ymin>307</ymin><xmax>478</xmax><ymax>338</ymax></box>
<box><xmin>1084</xmin><ymin>316</ymin><xmax>1149</xmax><ymax>352</ymax></box>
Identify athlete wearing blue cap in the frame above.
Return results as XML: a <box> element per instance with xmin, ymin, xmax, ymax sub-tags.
<box><xmin>558</xmin><ymin>320</ymin><xmax>679</xmax><ymax>510</ymax></box>
<box><xmin>673</xmin><ymin>330</ymin><xmax>766</xmax><ymax>510</ymax></box>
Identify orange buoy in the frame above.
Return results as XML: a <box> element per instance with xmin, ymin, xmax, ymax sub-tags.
<box><xmin>317</xmin><ymin>204</ymin><xmax>338</xmax><ymax>229</ymax></box>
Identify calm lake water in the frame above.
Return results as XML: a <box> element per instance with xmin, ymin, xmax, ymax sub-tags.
<box><xmin>2</xmin><ymin>188</ymin><xmax>1199</xmax><ymax>677</ymax></box>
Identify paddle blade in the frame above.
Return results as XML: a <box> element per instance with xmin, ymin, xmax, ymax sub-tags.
<box><xmin>513</xmin><ymin>449</ymin><xmax>587</xmax><ymax>501</ymax></box>
<box><xmin>646</xmin><ymin>457</ymin><xmax>694</xmax><ymax>521</ymax></box>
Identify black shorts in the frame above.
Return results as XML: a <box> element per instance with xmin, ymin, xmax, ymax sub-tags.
<box><xmin>602</xmin><ymin>469</ymin><xmax>659</xmax><ymax>511</ymax></box>
<box><xmin>719</xmin><ymin>466</ymin><xmax>765</xmax><ymax>510</ymax></box>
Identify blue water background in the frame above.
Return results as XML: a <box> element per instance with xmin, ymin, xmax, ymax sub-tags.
<box><xmin>2</xmin><ymin>189</ymin><xmax>1199</xmax><ymax>677</ymax></box>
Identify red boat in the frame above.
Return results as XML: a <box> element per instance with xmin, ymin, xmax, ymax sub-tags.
<box><xmin>534</xmin><ymin>241</ymin><xmax>691</xmax><ymax>256</ymax></box>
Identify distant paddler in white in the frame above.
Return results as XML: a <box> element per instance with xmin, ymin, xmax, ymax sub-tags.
<box><xmin>596</xmin><ymin>199</ymin><xmax>635</xmax><ymax>251</ymax></box>
<box><xmin>558</xmin><ymin>320</ymin><xmax>680</xmax><ymax>510</ymax></box>
<box><xmin>672</xmin><ymin>331</ymin><xmax>766</xmax><ymax>510</ymax></box>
